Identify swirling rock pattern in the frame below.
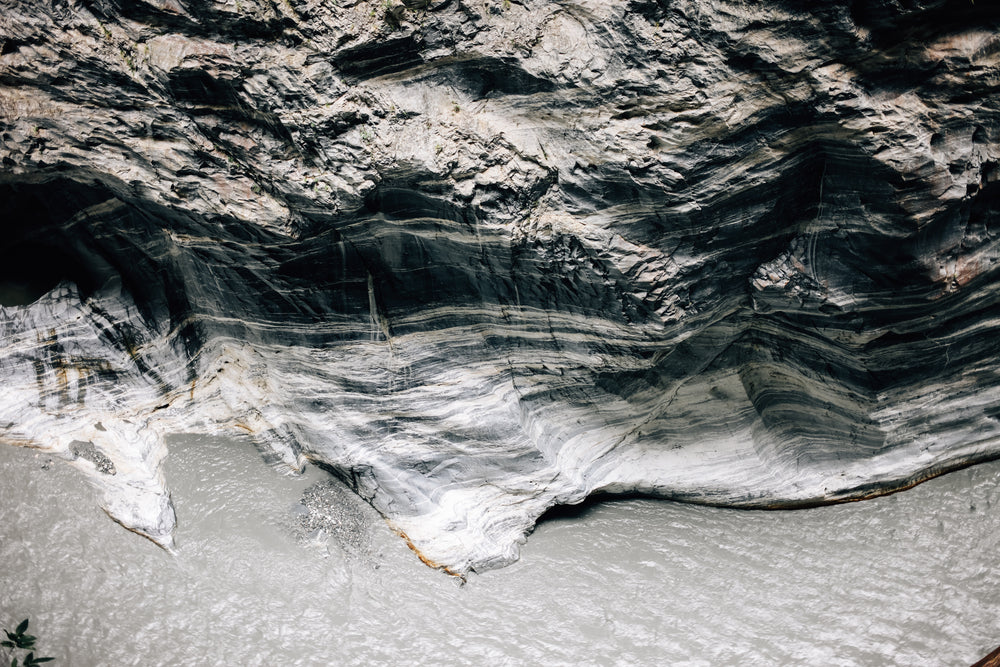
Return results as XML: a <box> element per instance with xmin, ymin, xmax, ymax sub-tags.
<box><xmin>1</xmin><ymin>0</ymin><xmax>999</xmax><ymax>573</ymax></box>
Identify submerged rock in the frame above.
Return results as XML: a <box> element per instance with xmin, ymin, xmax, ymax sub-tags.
<box><xmin>1</xmin><ymin>0</ymin><xmax>999</xmax><ymax>573</ymax></box>
<box><xmin>295</xmin><ymin>478</ymin><xmax>375</xmax><ymax>556</ymax></box>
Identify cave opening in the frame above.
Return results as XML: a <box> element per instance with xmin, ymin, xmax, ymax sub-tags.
<box><xmin>0</xmin><ymin>177</ymin><xmax>109</xmax><ymax>308</ymax></box>
<box><xmin>0</xmin><ymin>239</ymin><xmax>78</xmax><ymax>307</ymax></box>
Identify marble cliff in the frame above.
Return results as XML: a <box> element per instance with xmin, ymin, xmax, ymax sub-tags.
<box><xmin>1</xmin><ymin>0</ymin><xmax>999</xmax><ymax>574</ymax></box>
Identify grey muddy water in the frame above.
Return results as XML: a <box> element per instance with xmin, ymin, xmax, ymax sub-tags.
<box><xmin>1</xmin><ymin>435</ymin><xmax>998</xmax><ymax>666</ymax></box>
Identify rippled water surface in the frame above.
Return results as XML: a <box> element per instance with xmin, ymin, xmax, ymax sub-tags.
<box><xmin>1</xmin><ymin>435</ymin><xmax>998</xmax><ymax>666</ymax></box>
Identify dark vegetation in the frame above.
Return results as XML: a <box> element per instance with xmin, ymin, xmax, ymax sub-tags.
<box><xmin>2</xmin><ymin>619</ymin><xmax>55</xmax><ymax>667</ymax></box>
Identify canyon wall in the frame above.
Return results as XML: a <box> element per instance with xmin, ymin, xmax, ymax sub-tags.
<box><xmin>1</xmin><ymin>0</ymin><xmax>999</xmax><ymax>573</ymax></box>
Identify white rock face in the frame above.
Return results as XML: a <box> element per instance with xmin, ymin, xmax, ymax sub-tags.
<box><xmin>1</xmin><ymin>0</ymin><xmax>999</xmax><ymax>573</ymax></box>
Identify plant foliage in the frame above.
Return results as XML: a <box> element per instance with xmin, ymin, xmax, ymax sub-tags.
<box><xmin>1</xmin><ymin>620</ymin><xmax>54</xmax><ymax>667</ymax></box>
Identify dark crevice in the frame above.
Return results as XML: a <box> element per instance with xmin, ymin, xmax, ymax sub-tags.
<box><xmin>533</xmin><ymin>492</ymin><xmax>650</xmax><ymax>528</ymax></box>
<box><xmin>333</xmin><ymin>36</ymin><xmax>425</xmax><ymax>80</ymax></box>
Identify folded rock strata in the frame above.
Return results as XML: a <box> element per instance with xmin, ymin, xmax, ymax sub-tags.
<box><xmin>1</xmin><ymin>0</ymin><xmax>999</xmax><ymax>573</ymax></box>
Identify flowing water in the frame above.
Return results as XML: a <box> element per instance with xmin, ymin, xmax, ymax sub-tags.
<box><xmin>1</xmin><ymin>434</ymin><xmax>998</xmax><ymax>666</ymax></box>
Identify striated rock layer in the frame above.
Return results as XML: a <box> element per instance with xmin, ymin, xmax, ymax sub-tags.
<box><xmin>1</xmin><ymin>0</ymin><xmax>1000</xmax><ymax>573</ymax></box>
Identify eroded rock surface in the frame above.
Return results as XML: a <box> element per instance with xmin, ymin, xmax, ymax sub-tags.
<box><xmin>1</xmin><ymin>0</ymin><xmax>999</xmax><ymax>573</ymax></box>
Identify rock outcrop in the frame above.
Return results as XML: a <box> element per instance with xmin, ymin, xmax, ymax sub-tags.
<box><xmin>1</xmin><ymin>0</ymin><xmax>999</xmax><ymax>573</ymax></box>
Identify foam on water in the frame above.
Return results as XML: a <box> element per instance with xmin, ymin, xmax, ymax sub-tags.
<box><xmin>1</xmin><ymin>435</ymin><xmax>998</xmax><ymax>665</ymax></box>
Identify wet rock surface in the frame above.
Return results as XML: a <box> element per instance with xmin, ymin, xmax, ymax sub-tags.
<box><xmin>0</xmin><ymin>0</ymin><xmax>999</xmax><ymax>572</ymax></box>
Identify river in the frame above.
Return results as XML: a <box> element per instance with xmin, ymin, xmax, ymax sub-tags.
<box><xmin>1</xmin><ymin>435</ymin><xmax>997</xmax><ymax>665</ymax></box>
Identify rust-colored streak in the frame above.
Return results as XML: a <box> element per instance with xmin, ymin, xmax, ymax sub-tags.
<box><xmin>393</xmin><ymin>527</ymin><xmax>465</xmax><ymax>580</ymax></box>
<box><xmin>971</xmin><ymin>646</ymin><xmax>1000</xmax><ymax>667</ymax></box>
<box><xmin>45</xmin><ymin>329</ymin><xmax>71</xmax><ymax>405</ymax></box>
<box><xmin>53</xmin><ymin>360</ymin><xmax>68</xmax><ymax>392</ymax></box>
<box><xmin>101</xmin><ymin>508</ymin><xmax>173</xmax><ymax>553</ymax></box>
<box><xmin>748</xmin><ymin>455</ymin><xmax>1000</xmax><ymax>511</ymax></box>
<box><xmin>0</xmin><ymin>436</ymin><xmax>41</xmax><ymax>449</ymax></box>
<box><xmin>234</xmin><ymin>423</ymin><xmax>254</xmax><ymax>433</ymax></box>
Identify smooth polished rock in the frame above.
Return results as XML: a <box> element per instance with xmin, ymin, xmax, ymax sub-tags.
<box><xmin>1</xmin><ymin>0</ymin><xmax>999</xmax><ymax>573</ymax></box>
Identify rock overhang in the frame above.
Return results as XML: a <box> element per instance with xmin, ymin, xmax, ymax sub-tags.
<box><xmin>1</xmin><ymin>0</ymin><xmax>999</xmax><ymax>574</ymax></box>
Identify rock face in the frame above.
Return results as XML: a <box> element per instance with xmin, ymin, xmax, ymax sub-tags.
<box><xmin>1</xmin><ymin>0</ymin><xmax>999</xmax><ymax>573</ymax></box>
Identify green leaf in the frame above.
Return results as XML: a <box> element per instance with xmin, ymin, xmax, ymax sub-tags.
<box><xmin>1</xmin><ymin>640</ymin><xmax>15</xmax><ymax>648</ymax></box>
<box><xmin>13</xmin><ymin>656</ymin><xmax>19</xmax><ymax>667</ymax></box>
<box><xmin>4</xmin><ymin>631</ymin><xmax>16</xmax><ymax>641</ymax></box>
<box><xmin>15</xmin><ymin>620</ymin><xmax>28</xmax><ymax>636</ymax></box>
